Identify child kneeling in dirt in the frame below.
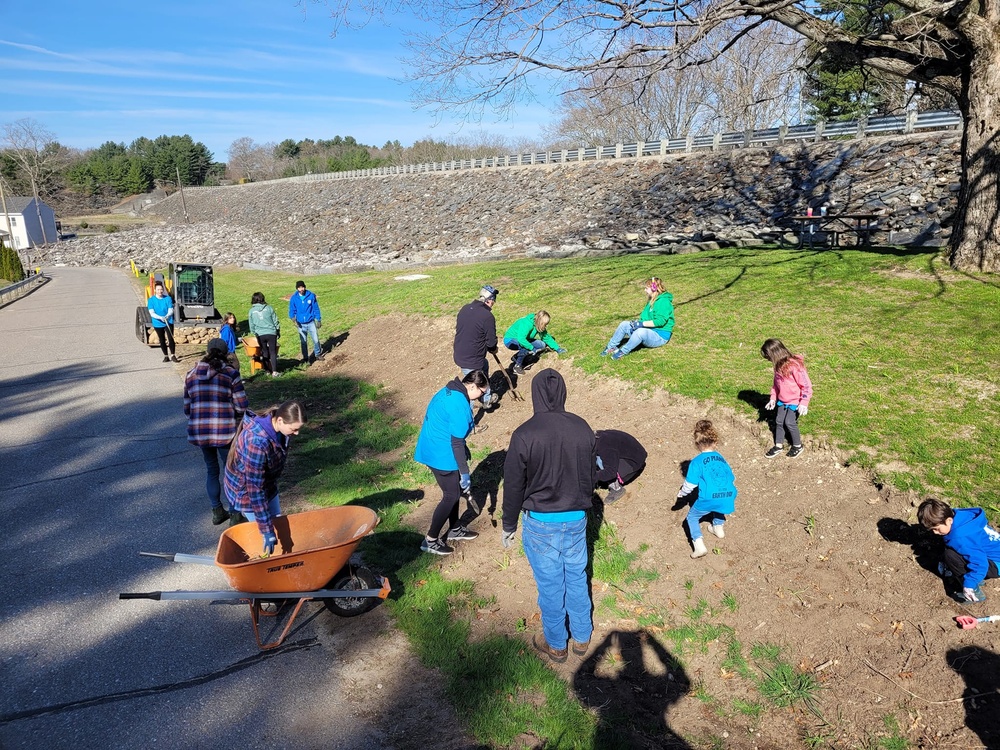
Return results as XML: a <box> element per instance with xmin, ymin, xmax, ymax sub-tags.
<box><xmin>676</xmin><ymin>420</ymin><xmax>737</xmax><ymax>559</ymax></box>
<box><xmin>918</xmin><ymin>498</ymin><xmax>1000</xmax><ymax>603</ymax></box>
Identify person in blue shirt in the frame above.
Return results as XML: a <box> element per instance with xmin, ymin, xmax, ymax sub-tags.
<box><xmin>288</xmin><ymin>280</ymin><xmax>323</xmax><ymax>364</ymax></box>
<box><xmin>414</xmin><ymin>369</ymin><xmax>489</xmax><ymax>556</ymax></box>
<box><xmin>219</xmin><ymin>312</ymin><xmax>240</xmax><ymax>370</ymax></box>
<box><xmin>676</xmin><ymin>420</ymin><xmax>738</xmax><ymax>558</ymax></box>
<box><xmin>919</xmin><ymin>498</ymin><xmax>1000</xmax><ymax>603</ymax></box>
<box><xmin>147</xmin><ymin>281</ymin><xmax>178</xmax><ymax>362</ymax></box>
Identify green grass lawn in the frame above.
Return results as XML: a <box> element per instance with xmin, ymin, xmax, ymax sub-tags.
<box><xmin>209</xmin><ymin>246</ymin><xmax>998</xmax><ymax>747</ymax></box>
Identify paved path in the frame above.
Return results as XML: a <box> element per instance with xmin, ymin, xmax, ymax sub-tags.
<box><xmin>0</xmin><ymin>268</ymin><xmax>396</xmax><ymax>749</ymax></box>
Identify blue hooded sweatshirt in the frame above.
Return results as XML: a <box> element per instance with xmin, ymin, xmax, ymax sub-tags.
<box><xmin>944</xmin><ymin>507</ymin><xmax>1000</xmax><ymax>589</ymax></box>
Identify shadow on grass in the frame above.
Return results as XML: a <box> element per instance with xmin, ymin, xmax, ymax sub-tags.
<box><xmin>573</xmin><ymin>629</ymin><xmax>692</xmax><ymax>749</ymax></box>
<box><xmin>460</xmin><ymin>450</ymin><xmax>506</xmax><ymax>529</ymax></box>
<box><xmin>737</xmin><ymin>388</ymin><xmax>771</xmax><ymax>422</ymax></box>
<box><xmin>947</xmin><ymin>646</ymin><xmax>1000</xmax><ymax>748</ymax></box>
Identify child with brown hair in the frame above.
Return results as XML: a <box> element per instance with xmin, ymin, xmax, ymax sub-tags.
<box><xmin>676</xmin><ymin>420</ymin><xmax>738</xmax><ymax>558</ymax></box>
<box><xmin>761</xmin><ymin>338</ymin><xmax>813</xmax><ymax>459</ymax></box>
<box><xmin>918</xmin><ymin>497</ymin><xmax>1000</xmax><ymax>603</ymax></box>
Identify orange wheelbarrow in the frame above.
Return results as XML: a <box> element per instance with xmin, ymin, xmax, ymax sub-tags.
<box><xmin>120</xmin><ymin>506</ymin><xmax>391</xmax><ymax>649</ymax></box>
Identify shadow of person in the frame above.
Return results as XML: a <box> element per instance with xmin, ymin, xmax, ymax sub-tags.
<box><xmin>574</xmin><ymin>629</ymin><xmax>692</xmax><ymax>749</ymax></box>
<box><xmin>459</xmin><ymin>450</ymin><xmax>506</xmax><ymax>530</ymax></box>
<box><xmin>670</xmin><ymin>460</ymin><xmax>693</xmax><ymax>512</ymax></box>
<box><xmin>947</xmin><ymin>646</ymin><xmax>1000</xmax><ymax>748</ymax></box>
<box><xmin>737</xmin><ymin>389</ymin><xmax>771</xmax><ymax>423</ymax></box>
<box><xmin>322</xmin><ymin>330</ymin><xmax>349</xmax><ymax>352</ymax></box>
<box><xmin>877</xmin><ymin>517</ymin><xmax>947</xmax><ymax>578</ymax></box>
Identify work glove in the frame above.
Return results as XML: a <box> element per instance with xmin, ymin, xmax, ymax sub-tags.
<box><xmin>315</xmin><ymin>321</ymin><xmax>322</xmax><ymax>329</ymax></box>
<box><xmin>765</xmin><ymin>399</ymin><xmax>776</xmax><ymax>411</ymax></box>
<box><xmin>262</xmin><ymin>531</ymin><xmax>277</xmax><ymax>557</ymax></box>
<box><xmin>488</xmin><ymin>345</ymin><xmax>498</xmax><ymax>354</ymax></box>
<box><xmin>501</xmin><ymin>530</ymin><xmax>517</xmax><ymax>549</ymax></box>
<box><xmin>556</xmin><ymin>347</ymin><xmax>567</xmax><ymax>354</ymax></box>
<box><xmin>628</xmin><ymin>320</ymin><xmax>642</xmax><ymax>333</ymax></box>
<box><xmin>460</xmin><ymin>473</ymin><xmax>471</xmax><ymax>492</ymax></box>
<box><xmin>964</xmin><ymin>586</ymin><xmax>986</xmax><ymax>603</ymax></box>
<box><xmin>799</xmin><ymin>404</ymin><xmax>809</xmax><ymax>416</ymax></box>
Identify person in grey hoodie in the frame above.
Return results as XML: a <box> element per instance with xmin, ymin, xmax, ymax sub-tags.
<box><xmin>501</xmin><ymin>368</ymin><xmax>596</xmax><ymax>662</ymax></box>
<box><xmin>248</xmin><ymin>291</ymin><xmax>281</xmax><ymax>377</ymax></box>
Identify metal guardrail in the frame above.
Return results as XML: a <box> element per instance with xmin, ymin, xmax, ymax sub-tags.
<box><xmin>0</xmin><ymin>273</ymin><xmax>45</xmax><ymax>307</ymax></box>
<box><xmin>259</xmin><ymin>109</ymin><xmax>961</xmax><ymax>185</ymax></box>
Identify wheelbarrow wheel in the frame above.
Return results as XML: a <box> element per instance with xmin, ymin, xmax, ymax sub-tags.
<box><xmin>325</xmin><ymin>565</ymin><xmax>380</xmax><ymax>617</ymax></box>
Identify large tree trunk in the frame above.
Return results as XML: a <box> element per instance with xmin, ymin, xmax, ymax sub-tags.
<box><xmin>949</xmin><ymin>37</ymin><xmax>1000</xmax><ymax>273</ymax></box>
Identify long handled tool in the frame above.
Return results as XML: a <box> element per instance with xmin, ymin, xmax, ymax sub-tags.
<box><xmin>955</xmin><ymin>615</ymin><xmax>1000</xmax><ymax>629</ymax></box>
<box><xmin>490</xmin><ymin>350</ymin><xmax>524</xmax><ymax>402</ymax></box>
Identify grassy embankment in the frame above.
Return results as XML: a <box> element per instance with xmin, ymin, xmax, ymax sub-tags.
<box><xmin>211</xmin><ymin>246</ymin><xmax>999</xmax><ymax>747</ymax></box>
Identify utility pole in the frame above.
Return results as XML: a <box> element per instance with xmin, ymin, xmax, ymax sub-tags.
<box><xmin>176</xmin><ymin>166</ymin><xmax>190</xmax><ymax>224</ymax></box>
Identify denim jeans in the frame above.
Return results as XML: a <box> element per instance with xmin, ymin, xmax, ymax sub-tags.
<box><xmin>504</xmin><ymin>338</ymin><xmax>546</xmax><ymax>368</ymax></box>
<box><xmin>460</xmin><ymin>360</ymin><xmax>492</xmax><ymax>407</ymax></box>
<box><xmin>607</xmin><ymin>321</ymin><xmax>670</xmax><ymax>354</ymax></box>
<box><xmin>686</xmin><ymin>506</ymin><xmax>725</xmax><ymax>541</ymax></box>
<box><xmin>522</xmin><ymin>512</ymin><xmax>592</xmax><ymax>650</ymax></box>
<box><xmin>199</xmin><ymin>444</ymin><xmax>230</xmax><ymax>510</ymax></box>
<box><xmin>297</xmin><ymin>321</ymin><xmax>321</xmax><ymax>358</ymax></box>
<box><xmin>242</xmin><ymin>495</ymin><xmax>282</xmax><ymax>527</ymax></box>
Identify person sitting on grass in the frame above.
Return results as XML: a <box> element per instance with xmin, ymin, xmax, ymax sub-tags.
<box><xmin>503</xmin><ymin>310</ymin><xmax>567</xmax><ymax>375</ymax></box>
<box><xmin>918</xmin><ymin>497</ymin><xmax>1000</xmax><ymax>603</ymax></box>
<box><xmin>600</xmin><ymin>277</ymin><xmax>674</xmax><ymax>361</ymax></box>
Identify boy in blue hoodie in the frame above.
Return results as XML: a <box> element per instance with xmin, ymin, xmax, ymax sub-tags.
<box><xmin>918</xmin><ymin>498</ymin><xmax>1000</xmax><ymax>603</ymax></box>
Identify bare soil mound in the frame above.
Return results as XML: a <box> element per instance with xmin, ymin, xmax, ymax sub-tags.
<box><xmin>309</xmin><ymin>313</ymin><xmax>998</xmax><ymax>749</ymax></box>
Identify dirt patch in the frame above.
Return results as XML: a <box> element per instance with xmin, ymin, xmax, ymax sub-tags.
<box><xmin>307</xmin><ymin>314</ymin><xmax>998</xmax><ymax>749</ymax></box>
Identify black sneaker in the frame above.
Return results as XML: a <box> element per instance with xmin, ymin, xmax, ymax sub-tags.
<box><xmin>512</xmin><ymin>364</ymin><xmax>526</xmax><ymax>375</ymax></box>
<box><xmin>447</xmin><ymin>525</ymin><xmax>479</xmax><ymax>541</ymax></box>
<box><xmin>162</xmin><ymin>356</ymin><xmax>170</xmax><ymax>362</ymax></box>
<box><xmin>170</xmin><ymin>355</ymin><xmax>180</xmax><ymax>363</ymax></box>
<box><xmin>764</xmin><ymin>446</ymin><xmax>784</xmax><ymax>459</ymax></box>
<box><xmin>605</xmin><ymin>484</ymin><xmax>626</xmax><ymax>505</ymax></box>
<box><xmin>229</xmin><ymin>511</ymin><xmax>247</xmax><ymax>527</ymax></box>
<box><xmin>420</xmin><ymin>538</ymin><xmax>454</xmax><ymax>556</ymax></box>
<box><xmin>211</xmin><ymin>506</ymin><xmax>230</xmax><ymax>525</ymax></box>
<box><xmin>787</xmin><ymin>445</ymin><xmax>804</xmax><ymax>458</ymax></box>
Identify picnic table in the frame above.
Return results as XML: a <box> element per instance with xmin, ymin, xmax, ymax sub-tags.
<box><xmin>789</xmin><ymin>213</ymin><xmax>879</xmax><ymax>248</ymax></box>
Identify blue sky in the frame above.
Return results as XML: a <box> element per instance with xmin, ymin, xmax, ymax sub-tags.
<box><xmin>0</xmin><ymin>0</ymin><xmax>556</xmax><ymax>161</ymax></box>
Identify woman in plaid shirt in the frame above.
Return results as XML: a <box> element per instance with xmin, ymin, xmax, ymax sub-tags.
<box><xmin>183</xmin><ymin>339</ymin><xmax>249</xmax><ymax>525</ymax></box>
<box><xmin>224</xmin><ymin>400</ymin><xmax>307</xmax><ymax>556</ymax></box>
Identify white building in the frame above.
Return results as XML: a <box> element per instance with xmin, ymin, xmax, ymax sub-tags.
<box><xmin>1</xmin><ymin>196</ymin><xmax>57</xmax><ymax>249</ymax></box>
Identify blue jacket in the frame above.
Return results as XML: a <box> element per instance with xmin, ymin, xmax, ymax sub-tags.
<box><xmin>147</xmin><ymin>295</ymin><xmax>174</xmax><ymax>328</ymax></box>
<box><xmin>944</xmin><ymin>507</ymin><xmax>1000</xmax><ymax>589</ymax></box>
<box><xmin>220</xmin><ymin>323</ymin><xmax>238</xmax><ymax>353</ymax></box>
<box><xmin>684</xmin><ymin>450</ymin><xmax>737</xmax><ymax>515</ymax></box>
<box><xmin>414</xmin><ymin>379</ymin><xmax>474</xmax><ymax>471</ymax></box>
<box><xmin>289</xmin><ymin>290</ymin><xmax>321</xmax><ymax>324</ymax></box>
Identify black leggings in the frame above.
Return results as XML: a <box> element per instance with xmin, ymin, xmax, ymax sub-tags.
<box><xmin>154</xmin><ymin>325</ymin><xmax>175</xmax><ymax>356</ymax></box>
<box><xmin>257</xmin><ymin>334</ymin><xmax>278</xmax><ymax>373</ymax></box>
<box><xmin>428</xmin><ymin>468</ymin><xmax>461</xmax><ymax>539</ymax></box>
<box><xmin>774</xmin><ymin>405</ymin><xmax>801</xmax><ymax>446</ymax></box>
<box><xmin>944</xmin><ymin>548</ymin><xmax>1000</xmax><ymax>582</ymax></box>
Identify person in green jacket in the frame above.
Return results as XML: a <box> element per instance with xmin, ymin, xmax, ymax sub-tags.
<box><xmin>600</xmin><ymin>277</ymin><xmax>674</xmax><ymax>360</ymax></box>
<box><xmin>248</xmin><ymin>291</ymin><xmax>281</xmax><ymax>377</ymax></box>
<box><xmin>503</xmin><ymin>311</ymin><xmax>567</xmax><ymax>375</ymax></box>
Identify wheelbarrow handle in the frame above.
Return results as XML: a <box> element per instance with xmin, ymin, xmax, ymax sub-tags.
<box><xmin>139</xmin><ymin>551</ymin><xmax>216</xmax><ymax>565</ymax></box>
<box><xmin>120</xmin><ymin>592</ymin><xmax>163</xmax><ymax>600</ymax></box>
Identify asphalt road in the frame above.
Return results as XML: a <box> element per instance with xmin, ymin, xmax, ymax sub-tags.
<box><xmin>0</xmin><ymin>267</ymin><xmax>393</xmax><ymax>749</ymax></box>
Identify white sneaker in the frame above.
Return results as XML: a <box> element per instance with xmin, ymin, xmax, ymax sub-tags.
<box><xmin>709</xmin><ymin>524</ymin><xmax>725</xmax><ymax>539</ymax></box>
<box><xmin>691</xmin><ymin>538</ymin><xmax>708</xmax><ymax>558</ymax></box>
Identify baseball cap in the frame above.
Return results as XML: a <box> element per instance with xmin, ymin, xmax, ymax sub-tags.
<box><xmin>207</xmin><ymin>338</ymin><xmax>228</xmax><ymax>355</ymax></box>
<box><xmin>479</xmin><ymin>285</ymin><xmax>499</xmax><ymax>301</ymax></box>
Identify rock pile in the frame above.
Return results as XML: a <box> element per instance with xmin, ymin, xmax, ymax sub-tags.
<box><xmin>42</xmin><ymin>131</ymin><xmax>961</xmax><ymax>272</ymax></box>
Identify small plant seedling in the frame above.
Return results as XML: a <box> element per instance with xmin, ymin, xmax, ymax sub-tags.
<box><xmin>495</xmin><ymin>554</ymin><xmax>511</xmax><ymax>571</ymax></box>
<box><xmin>722</xmin><ymin>592</ymin><xmax>739</xmax><ymax>612</ymax></box>
<box><xmin>804</xmin><ymin>514</ymin><xmax>817</xmax><ymax>537</ymax></box>
<box><xmin>712</xmin><ymin>546</ymin><xmax>722</xmax><ymax>555</ymax></box>
<box><xmin>515</xmin><ymin>617</ymin><xmax>527</xmax><ymax>633</ymax></box>
<box><xmin>684</xmin><ymin>579</ymin><xmax>695</xmax><ymax>591</ymax></box>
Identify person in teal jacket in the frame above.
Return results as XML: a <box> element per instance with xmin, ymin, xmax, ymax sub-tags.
<box><xmin>503</xmin><ymin>311</ymin><xmax>567</xmax><ymax>375</ymax></box>
<box><xmin>414</xmin><ymin>370</ymin><xmax>489</xmax><ymax>556</ymax></box>
<box><xmin>601</xmin><ymin>276</ymin><xmax>675</xmax><ymax>360</ymax></box>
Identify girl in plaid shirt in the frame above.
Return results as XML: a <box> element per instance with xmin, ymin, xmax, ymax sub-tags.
<box><xmin>224</xmin><ymin>401</ymin><xmax>307</xmax><ymax>556</ymax></box>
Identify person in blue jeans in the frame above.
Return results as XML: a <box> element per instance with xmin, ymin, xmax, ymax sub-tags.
<box><xmin>601</xmin><ymin>276</ymin><xmax>674</xmax><ymax>360</ymax></box>
<box><xmin>676</xmin><ymin>420</ymin><xmax>738</xmax><ymax>558</ymax></box>
<box><xmin>288</xmin><ymin>280</ymin><xmax>323</xmax><ymax>364</ymax></box>
<box><xmin>502</xmin><ymin>369</ymin><xmax>596</xmax><ymax>662</ymax></box>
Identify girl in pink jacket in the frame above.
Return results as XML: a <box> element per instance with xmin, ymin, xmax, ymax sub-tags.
<box><xmin>761</xmin><ymin>339</ymin><xmax>813</xmax><ymax>459</ymax></box>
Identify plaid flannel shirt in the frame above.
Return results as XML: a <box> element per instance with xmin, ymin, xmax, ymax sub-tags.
<box><xmin>183</xmin><ymin>363</ymin><xmax>249</xmax><ymax>446</ymax></box>
<box><xmin>224</xmin><ymin>414</ymin><xmax>288</xmax><ymax>535</ymax></box>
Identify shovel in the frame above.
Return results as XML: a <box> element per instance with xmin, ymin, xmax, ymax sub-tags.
<box><xmin>955</xmin><ymin>615</ymin><xmax>1000</xmax><ymax>629</ymax></box>
<box><xmin>490</xmin><ymin>350</ymin><xmax>524</xmax><ymax>402</ymax></box>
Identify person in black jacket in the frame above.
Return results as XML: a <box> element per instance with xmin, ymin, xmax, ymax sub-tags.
<box><xmin>453</xmin><ymin>285</ymin><xmax>500</xmax><ymax>410</ymax></box>
<box><xmin>595</xmin><ymin>429</ymin><xmax>648</xmax><ymax>504</ymax></box>
<box><xmin>501</xmin><ymin>368</ymin><xmax>596</xmax><ymax>663</ymax></box>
